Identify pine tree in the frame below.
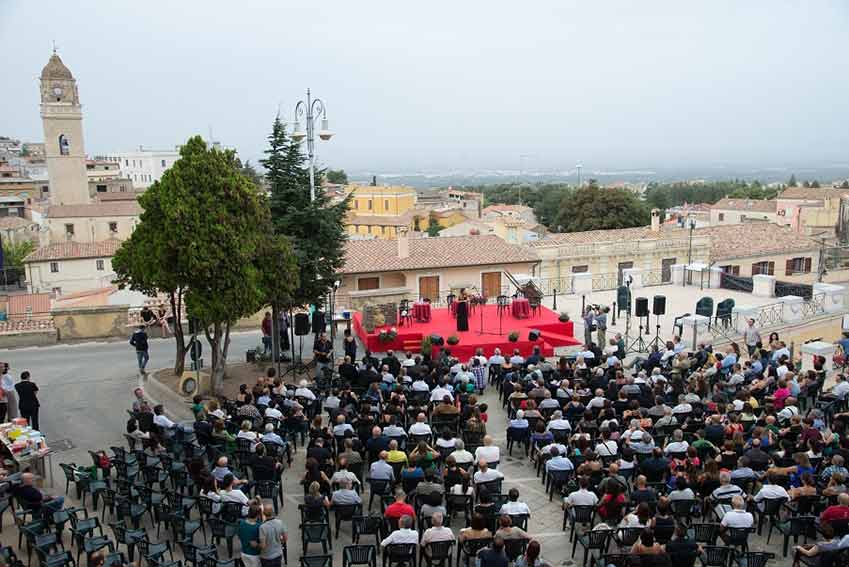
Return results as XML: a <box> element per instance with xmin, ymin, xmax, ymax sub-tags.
<box><xmin>262</xmin><ymin>117</ymin><xmax>351</xmax><ymax>309</ymax></box>
<box><xmin>788</xmin><ymin>174</ymin><xmax>797</xmax><ymax>187</ymax></box>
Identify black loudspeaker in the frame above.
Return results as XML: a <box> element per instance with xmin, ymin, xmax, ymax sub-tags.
<box><xmin>635</xmin><ymin>297</ymin><xmax>649</xmax><ymax>318</ymax></box>
<box><xmin>528</xmin><ymin>329</ymin><xmax>541</xmax><ymax>341</ymax></box>
<box><xmin>652</xmin><ymin>295</ymin><xmax>667</xmax><ymax>316</ymax></box>
<box><xmin>430</xmin><ymin>334</ymin><xmax>444</xmax><ymax>346</ymax></box>
<box><xmin>294</xmin><ymin>313</ymin><xmax>310</xmax><ymax>336</ymax></box>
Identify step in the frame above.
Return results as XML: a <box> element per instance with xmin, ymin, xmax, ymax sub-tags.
<box><xmin>538</xmin><ymin>330</ymin><xmax>580</xmax><ymax>346</ymax></box>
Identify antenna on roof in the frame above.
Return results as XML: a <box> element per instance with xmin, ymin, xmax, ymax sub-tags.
<box><xmin>52</xmin><ymin>40</ymin><xmax>58</xmax><ymax>54</ymax></box>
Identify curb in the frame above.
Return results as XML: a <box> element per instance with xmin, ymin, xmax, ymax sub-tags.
<box><xmin>142</xmin><ymin>368</ymin><xmax>194</xmax><ymax>422</ymax></box>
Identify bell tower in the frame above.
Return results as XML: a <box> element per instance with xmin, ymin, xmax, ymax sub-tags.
<box><xmin>40</xmin><ymin>51</ymin><xmax>90</xmax><ymax>205</ymax></box>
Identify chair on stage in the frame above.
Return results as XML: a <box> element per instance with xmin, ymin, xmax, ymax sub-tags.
<box><xmin>398</xmin><ymin>300</ymin><xmax>413</xmax><ymax>327</ymax></box>
<box><xmin>496</xmin><ymin>295</ymin><xmax>510</xmax><ymax>317</ymax></box>
<box><xmin>528</xmin><ymin>297</ymin><xmax>541</xmax><ymax>317</ymax></box>
<box><xmin>446</xmin><ymin>293</ymin><xmax>456</xmax><ymax>317</ymax></box>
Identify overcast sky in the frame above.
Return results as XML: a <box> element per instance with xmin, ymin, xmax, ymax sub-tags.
<box><xmin>2</xmin><ymin>1</ymin><xmax>848</xmax><ymax>173</ymax></box>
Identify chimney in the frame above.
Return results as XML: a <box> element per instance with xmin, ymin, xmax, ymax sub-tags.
<box><xmin>650</xmin><ymin>208</ymin><xmax>661</xmax><ymax>232</ymax></box>
<box><xmin>397</xmin><ymin>227</ymin><xmax>410</xmax><ymax>259</ymax></box>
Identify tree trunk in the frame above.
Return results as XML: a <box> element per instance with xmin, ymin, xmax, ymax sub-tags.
<box><xmin>271</xmin><ymin>303</ymin><xmax>281</xmax><ymax>377</ymax></box>
<box><xmin>206</xmin><ymin>321</ymin><xmax>228</xmax><ymax>394</ymax></box>
<box><xmin>171</xmin><ymin>289</ymin><xmax>187</xmax><ymax>375</ymax></box>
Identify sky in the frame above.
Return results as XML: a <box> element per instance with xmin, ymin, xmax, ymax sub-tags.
<box><xmin>2</xmin><ymin>1</ymin><xmax>849</xmax><ymax>174</ymax></box>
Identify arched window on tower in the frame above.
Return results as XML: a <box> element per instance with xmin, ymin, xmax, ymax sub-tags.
<box><xmin>58</xmin><ymin>135</ymin><xmax>70</xmax><ymax>156</ymax></box>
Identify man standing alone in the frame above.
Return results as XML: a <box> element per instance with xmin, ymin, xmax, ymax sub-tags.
<box><xmin>15</xmin><ymin>371</ymin><xmax>39</xmax><ymax>430</ymax></box>
<box><xmin>744</xmin><ymin>319</ymin><xmax>761</xmax><ymax>358</ymax></box>
<box><xmin>258</xmin><ymin>501</ymin><xmax>287</xmax><ymax>567</ymax></box>
<box><xmin>130</xmin><ymin>325</ymin><xmax>150</xmax><ymax>376</ymax></box>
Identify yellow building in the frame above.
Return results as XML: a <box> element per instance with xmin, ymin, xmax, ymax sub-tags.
<box><xmin>347</xmin><ymin>185</ymin><xmax>417</xmax><ymax>216</ymax></box>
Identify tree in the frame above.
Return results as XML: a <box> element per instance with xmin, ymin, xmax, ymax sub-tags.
<box><xmin>114</xmin><ymin>136</ymin><xmax>271</xmax><ymax>388</ymax></box>
<box><xmin>255</xmin><ymin>234</ymin><xmax>299</xmax><ymax>366</ymax></box>
<box><xmin>788</xmin><ymin>174</ymin><xmax>798</xmax><ymax>187</ymax></box>
<box><xmin>236</xmin><ymin>158</ymin><xmax>263</xmax><ymax>191</ymax></box>
<box><xmin>554</xmin><ymin>183</ymin><xmax>650</xmax><ymax>233</ymax></box>
<box><xmin>427</xmin><ymin>212</ymin><xmax>442</xmax><ymax>236</ymax></box>
<box><xmin>262</xmin><ymin>117</ymin><xmax>351</xmax><ymax>310</ymax></box>
<box><xmin>326</xmin><ymin>169</ymin><xmax>348</xmax><ymax>184</ymax></box>
<box><xmin>2</xmin><ymin>240</ymin><xmax>35</xmax><ymax>268</ymax></box>
<box><xmin>841</xmin><ymin>180</ymin><xmax>849</xmax><ymax>189</ymax></box>
<box><xmin>811</xmin><ymin>180</ymin><xmax>821</xmax><ymax>188</ymax></box>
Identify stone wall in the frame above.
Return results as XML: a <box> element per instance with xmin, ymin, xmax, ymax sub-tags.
<box><xmin>52</xmin><ymin>304</ymin><xmax>130</xmax><ymax>341</ymax></box>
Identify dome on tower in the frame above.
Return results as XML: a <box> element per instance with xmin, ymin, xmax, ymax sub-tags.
<box><xmin>41</xmin><ymin>53</ymin><xmax>74</xmax><ymax>80</ymax></box>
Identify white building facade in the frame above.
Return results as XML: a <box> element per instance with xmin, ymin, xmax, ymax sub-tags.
<box><xmin>101</xmin><ymin>148</ymin><xmax>179</xmax><ymax>188</ymax></box>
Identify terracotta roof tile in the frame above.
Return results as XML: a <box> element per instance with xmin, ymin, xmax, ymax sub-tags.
<box><xmin>778</xmin><ymin>186</ymin><xmax>848</xmax><ymax>200</ymax></box>
<box><xmin>341</xmin><ymin>234</ymin><xmax>537</xmax><ymax>274</ymax></box>
<box><xmin>528</xmin><ymin>225</ymin><xmax>689</xmax><ymax>247</ymax></box>
<box><xmin>696</xmin><ymin>223</ymin><xmax>818</xmax><ymax>261</ymax></box>
<box><xmin>24</xmin><ymin>239</ymin><xmax>123</xmax><ymax>262</ymax></box>
<box><xmin>47</xmin><ymin>201</ymin><xmax>141</xmax><ymax>218</ymax></box>
<box><xmin>7</xmin><ymin>294</ymin><xmax>52</xmax><ymax>317</ymax></box>
<box><xmin>710</xmin><ymin>198</ymin><xmax>776</xmax><ymax>213</ymax></box>
<box><xmin>95</xmin><ymin>191</ymin><xmax>144</xmax><ymax>202</ymax></box>
<box><xmin>346</xmin><ymin>211</ymin><xmax>414</xmax><ymax>226</ymax></box>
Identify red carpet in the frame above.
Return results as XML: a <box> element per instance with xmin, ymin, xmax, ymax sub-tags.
<box><xmin>352</xmin><ymin>304</ymin><xmax>580</xmax><ymax>359</ymax></box>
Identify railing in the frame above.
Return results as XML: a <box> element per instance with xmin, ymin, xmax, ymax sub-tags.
<box><xmin>642</xmin><ymin>270</ymin><xmax>665</xmax><ymax>287</ymax></box>
<box><xmin>0</xmin><ymin>318</ymin><xmax>55</xmax><ymax>334</ymax></box>
<box><xmin>775</xmin><ymin>281</ymin><xmax>814</xmax><ymax>300</ymax></box>
<box><xmin>591</xmin><ymin>273</ymin><xmax>620</xmax><ymax>291</ymax></box>
<box><xmin>720</xmin><ymin>273</ymin><xmax>753</xmax><ymax>293</ymax></box>
<box><xmin>532</xmin><ymin>276</ymin><xmax>574</xmax><ymax>296</ymax></box>
<box><xmin>706</xmin><ymin>292</ymin><xmax>828</xmax><ymax>343</ymax></box>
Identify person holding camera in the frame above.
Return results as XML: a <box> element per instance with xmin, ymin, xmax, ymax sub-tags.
<box><xmin>582</xmin><ymin>306</ymin><xmax>595</xmax><ymax>346</ymax></box>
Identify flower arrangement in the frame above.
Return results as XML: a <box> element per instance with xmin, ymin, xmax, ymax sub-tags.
<box><xmin>378</xmin><ymin>327</ymin><xmax>398</xmax><ymax>343</ymax></box>
<box><xmin>447</xmin><ymin>335</ymin><xmax>460</xmax><ymax>345</ymax></box>
<box><xmin>508</xmin><ymin>331</ymin><xmax>520</xmax><ymax>342</ymax></box>
<box><xmin>558</xmin><ymin>312</ymin><xmax>571</xmax><ymax>322</ymax></box>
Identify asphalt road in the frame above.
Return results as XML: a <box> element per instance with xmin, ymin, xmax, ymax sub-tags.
<box><xmin>0</xmin><ymin>330</ymin><xmax>262</xmax><ymax>468</ymax></box>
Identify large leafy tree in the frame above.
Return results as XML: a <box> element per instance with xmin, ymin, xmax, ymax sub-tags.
<box><xmin>326</xmin><ymin>169</ymin><xmax>348</xmax><ymax>184</ymax></box>
<box><xmin>3</xmin><ymin>240</ymin><xmax>35</xmax><ymax>268</ymax></box>
<box><xmin>554</xmin><ymin>181</ymin><xmax>650</xmax><ymax>232</ymax></box>
<box><xmin>114</xmin><ymin>136</ymin><xmax>275</xmax><ymax>390</ymax></box>
<box><xmin>262</xmin><ymin>117</ymin><xmax>350</xmax><ymax>309</ymax></box>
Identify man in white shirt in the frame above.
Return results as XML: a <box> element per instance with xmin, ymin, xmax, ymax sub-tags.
<box><xmin>408</xmin><ymin>414</ymin><xmax>433</xmax><ymax>436</ymax></box>
<box><xmin>488</xmin><ymin>348</ymin><xmax>505</xmax><ymax>369</ymax></box>
<box><xmin>538</xmin><ymin>442</ymin><xmax>568</xmax><ymax>457</ymax></box>
<box><xmin>450</xmin><ymin>440</ymin><xmax>474</xmax><ymax>465</ymax></box>
<box><xmin>753</xmin><ymin>482</ymin><xmax>789</xmax><ymax>512</ymax></box>
<box><xmin>153</xmin><ymin>405</ymin><xmax>176</xmax><ymax>435</ymax></box>
<box><xmin>509</xmin><ymin>349</ymin><xmax>525</xmax><ymax>366</ymax></box>
<box><xmin>264</xmin><ymin>404</ymin><xmax>283</xmax><ymax>420</ymax></box>
<box><xmin>587</xmin><ymin>390</ymin><xmax>607</xmax><ymax>411</ymax></box>
<box><xmin>664</xmin><ymin>430</ymin><xmax>690</xmax><ymax>455</ymax></box>
<box><xmin>546</xmin><ymin>411</ymin><xmax>572</xmax><ymax>433</ymax></box>
<box><xmin>545</xmin><ymin>447</ymin><xmax>574</xmax><ymax>472</ymax></box>
<box><xmin>401</xmin><ymin>353</ymin><xmax>416</xmax><ymax>368</ymax></box>
<box><xmin>411</xmin><ymin>378</ymin><xmax>430</xmax><ymax>392</ymax></box>
<box><xmin>455</xmin><ymin>365</ymin><xmax>475</xmax><ymax>386</ymax></box>
<box><xmin>430</xmin><ymin>382</ymin><xmax>453</xmax><ymax>402</ymax></box>
<box><xmin>563</xmin><ymin>477</ymin><xmax>599</xmax><ymax>513</ymax></box>
<box><xmin>777</xmin><ymin>400</ymin><xmax>800</xmax><ymax>423</ymax></box>
<box><xmin>829</xmin><ymin>374</ymin><xmax>849</xmax><ymax>401</ymax></box>
<box><xmin>218</xmin><ymin>474</ymin><xmax>250</xmax><ymax>516</ymax></box>
<box><xmin>420</xmin><ymin>512</ymin><xmax>455</xmax><ymax>550</ymax></box>
<box><xmin>323</xmin><ymin>392</ymin><xmax>341</xmax><ymax>410</ymax></box>
<box><xmin>720</xmin><ymin>496</ymin><xmax>754</xmax><ymax>542</ymax></box>
<box><xmin>672</xmin><ymin>395</ymin><xmax>693</xmax><ymax>415</ymax></box>
<box><xmin>473</xmin><ymin>460</ymin><xmax>504</xmax><ymax>484</ymax></box>
<box><xmin>294</xmin><ymin>380</ymin><xmax>316</xmax><ymax>401</ymax></box>
<box><xmin>538</xmin><ymin>392</ymin><xmax>560</xmax><ymax>410</ymax></box>
<box><xmin>332</xmin><ymin>415</ymin><xmax>355</xmax><ymax>437</ymax></box>
<box><xmin>474</xmin><ymin>436</ymin><xmax>500</xmax><ymax>465</ymax></box>
<box><xmin>499</xmin><ymin>488</ymin><xmax>530</xmax><ymax>516</ymax></box>
<box><xmin>330</xmin><ymin>460</ymin><xmax>360</xmax><ymax>487</ymax></box>
<box><xmin>380</xmin><ymin>514</ymin><xmax>419</xmax><ymax>547</ymax></box>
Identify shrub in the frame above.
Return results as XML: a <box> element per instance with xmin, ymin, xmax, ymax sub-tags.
<box><xmin>508</xmin><ymin>331</ymin><xmax>520</xmax><ymax>342</ymax></box>
<box><xmin>558</xmin><ymin>312</ymin><xmax>571</xmax><ymax>322</ymax></box>
<box><xmin>447</xmin><ymin>335</ymin><xmax>460</xmax><ymax>345</ymax></box>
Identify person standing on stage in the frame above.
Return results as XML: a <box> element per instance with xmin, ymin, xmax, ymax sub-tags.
<box><xmin>456</xmin><ymin>288</ymin><xmax>470</xmax><ymax>332</ymax></box>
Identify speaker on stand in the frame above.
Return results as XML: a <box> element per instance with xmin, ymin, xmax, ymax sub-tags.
<box><xmin>648</xmin><ymin>295</ymin><xmax>666</xmax><ymax>350</ymax></box>
<box><xmin>284</xmin><ymin>312</ymin><xmax>312</xmax><ymax>379</ymax></box>
<box><xmin>629</xmin><ymin>296</ymin><xmax>650</xmax><ymax>353</ymax></box>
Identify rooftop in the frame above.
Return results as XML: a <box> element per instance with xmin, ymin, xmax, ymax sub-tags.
<box><xmin>779</xmin><ymin>186</ymin><xmax>848</xmax><ymax>201</ymax></box>
<box><xmin>697</xmin><ymin>223</ymin><xmax>819</xmax><ymax>261</ymax></box>
<box><xmin>346</xmin><ymin>211</ymin><xmax>413</xmax><ymax>226</ymax></box>
<box><xmin>24</xmin><ymin>239</ymin><xmax>123</xmax><ymax>263</ymax></box>
<box><xmin>341</xmin><ymin>234</ymin><xmax>538</xmax><ymax>274</ymax></box>
<box><xmin>529</xmin><ymin>225</ymin><xmax>689</xmax><ymax>247</ymax></box>
<box><xmin>48</xmin><ymin>201</ymin><xmax>142</xmax><ymax>218</ymax></box>
<box><xmin>0</xmin><ymin>216</ymin><xmax>35</xmax><ymax>230</ymax></box>
<box><xmin>710</xmin><ymin>198</ymin><xmax>776</xmax><ymax>213</ymax></box>
<box><xmin>345</xmin><ymin>184</ymin><xmax>416</xmax><ymax>195</ymax></box>
<box><xmin>95</xmin><ymin>192</ymin><xmax>144</xmax><ymax>202</ymax></box>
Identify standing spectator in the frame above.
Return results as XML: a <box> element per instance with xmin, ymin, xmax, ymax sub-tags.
<box><xmin>471</xmin><ymin>358</ymin><xmax>487</xmax><ymax>394</ymax></box>
<box><xmin>744</xmin><ymin>319</ymin><xmax>761</xmax><ymax>358</ymax></box>
<box><xmin>582</xmin><ymin>307</ymin><xmax>595</xmax><ymax>346</ymax></box>
<box><xmin>312</xmin><ymin>332</ymin><xmax>332</xmax><ymax>379</ymax></box>
<box><xmin>261</xmin><ymin>312</ymin><xmax>273</xmax><ymax>354</ymax></box>
<box><xmin>238</xmin><ymin>504</ymin><xmax>262</xmax><ymax>567</ymax></box>
<box><xmin>595</xmin><ymin>307</ymin><xmax>608</xmax><ymax>347</ymax></box>
<box><xmin>130</xmin><ymin>325</ymin><xmax>150</xmax><ymax>376</ymax></box>
<box><xmin>156</xmin><ymin>304</ymin><xmax>171</xmax><ymax>337</ymax></box>
<box><xmin>0</xmin><ymin>363</ymin><xmax>16</xmax><ymax>421</ymax></box>
<box><xmin>258</xmin><ymin>501</ymin><xmax>287</xmax><ymax>567</ymax></box>
<box><xmin>343</xmin><ymin>329</ymin><xmax>357</xmax><ymax>361</ymax></box>
<box><xmin>15</xmin><ymin>371</ymin><xmax>39</xmax><ymax>430</ymax></box>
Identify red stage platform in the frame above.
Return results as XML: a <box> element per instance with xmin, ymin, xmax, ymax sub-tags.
<box><xmin>352</xmin><ymin>304</ymin><xmax>580</xmax><ymax>360</ymax></box>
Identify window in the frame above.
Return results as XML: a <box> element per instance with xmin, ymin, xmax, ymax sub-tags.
<box><xmin>571</xmin><ymin>265</ymin><xmax>589</xmax><ymax>273</ymax></box>
<box><xmin>357</xmin><ymin>277</ymin><xmax>379</xmax><ymax>291</ymax></box>
<box><xmin>786</xmin><ymin>257</ymin><xmax>812</xmax><ymax>275</ymax></box>
<box><xmin>50</xmin><ymin>262</ymin><xmax>59</xmax><ymax>273</ymax></box>
<box><xmin>52</xmin><ymin>287</ymin><xmax>61</xmax><ymax>295</ymax></box>
<box><xmin>384</xmin><ymin>199</ymin><xmax>390</xmax><ymax>210</ymax></box>
<box><xmin>109</xmin><ymin>222</ymin><xmax>118</xmax><ymax>233</ymax></box>
<box><xmin>125</xmin><ymin>159</ymin><xmax>129</xmax><ymax>166</ymax></box>
<box><xmin>718</xmin><ymin>213</ymin><xmax>725</xmax><ymax>222</ymax></box>
<box><xmin>381</xmin><ymin>226</ymin><xmax>387</xmax><ymax>235</ymax></box>
<box><xmin>96</xmin><ymin>259</ymin><xmax>105</xmax><ymax>271</ymax></box>
<box><xmin>353</xmin><ymin>200</ymin><xmax>359</xmax><ymax>210</ymax></box>
<box><xmin>58</xmin><ymin>135</ymin><xmax>69</xmax><ymax>156</ymax></box>
<box><xmin>751</xmin><ymin>261</ymin><xmax>775</xmax><ymax>276</ymax></box>
<box><xmin>161</xmin><ymin>159</ymin><xmax>166</xmax><ymax>167</ymax></box>
<box><xmin>64</xmin><ymin>223</ymin><xmax>74</xmax><ymax>236</ymax></box>
<box><xmin>96</xmin><ymin>185</ymin><xmax>107</xmax><ymax>193</ymax></box>
<box><xmin>367</xmin><ymin>200</ymin><xmax>373</xmax><ymax>210</ymax></box>
<box><xmin>720</xmin><ymin>265</ymin><xmax>740</xmax><ymax>276</ymax></box>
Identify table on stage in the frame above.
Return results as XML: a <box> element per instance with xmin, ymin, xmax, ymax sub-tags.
<box><xmin>511</xmin><ymin>297</ymin><xmax>530</xmax><ymax>319</ymax></box>
<box><xmin>412</xmin><ymin>301</ymin><xmax>431</xmax><ymax>322</ymax></box>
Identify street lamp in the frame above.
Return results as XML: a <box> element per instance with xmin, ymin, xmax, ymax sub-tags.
<box><xmin>292</xmin><ymin>88</ymin><xmax>334</xmax><ymax>202</ymax></box>
<box><xmin>686</xmin><ymin>216</ymin><xmax>696</xmax><ymax>265</ymax></box>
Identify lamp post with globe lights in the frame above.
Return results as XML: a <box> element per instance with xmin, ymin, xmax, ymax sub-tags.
<box><xmin>291</xmin><ymin>89</ymin><xmax>334</xmax><ymax>202</ymax></box>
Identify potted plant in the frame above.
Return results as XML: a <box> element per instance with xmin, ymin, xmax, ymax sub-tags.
<box><xmin>447</xmin><ymin>335</ymin><xmax>460</xmax><ymax>345</ymax></box>
<box><xmin>378</xmin><ymin>327</ymin><xmax>398</xmax><ymax>343</ymax></box>
<box><xmin>508</xmin><ymin>331</ymin><xmax>520</xmax><ymax>342</ymax></box>
<box><xmin>558</xmin><ymin>311</ymin><xmax>571</xmax><ymax>323</ymax></box>
<box><xmin>420</xmin><ymin>335</ymin><xmax>433</xmax><ymax>357</ymax></box>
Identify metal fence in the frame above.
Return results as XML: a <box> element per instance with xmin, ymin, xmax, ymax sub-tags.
<box><xmin>591</xmin><ymin>273</ymin><xmax>620</xmax><ymax>291</ymax></box>
<box><xmin>707</xmin><ymin>291</ymin><xmax>827</xmax><ymax>343</ymax></box>
<box><xmin>532</xmin><ymin>276</ymin><xmax>574</xmax><ymax>296</ymax></box>
<box><xmin>720</xmin><ymin>273</ymin><xmax>754</xmax><ymax>293</ymax></box>
<box><xmin>642</xmin><ymin>270</ymin><xmax>665</xmax><ymax>287</ymax></box>
<box><xmin>775</xmin><ymin>281</ymin><xmax>814</xmax><ymax>300</ymax></box>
